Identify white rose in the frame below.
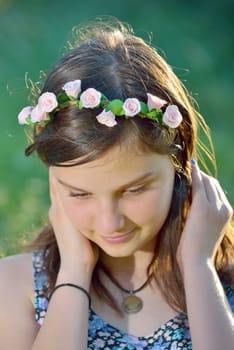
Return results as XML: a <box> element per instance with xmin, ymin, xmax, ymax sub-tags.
<box><xmin>31</xmin><ymin>105</ymin><xmax>49</xmax><ymax>123</ymax></box>
<box><xmin>96</xmin><ymin>110</ymin><xmax>117</xmax><ymax>127</ymax></box>
<box><xmin>80</xmin><ymin>88</ymin><xmax>102</xmax><ymax>108</ymax></box>
<box><xmin>163</xmin><ymin>105</ymin><xmax>183</xmax><ymax>128</ymax></box>
<box><xmin>147</xmin><ymin>93</ymin><xmax>167</xmax><ymax>111</ymax></box>
<box><xmin>18</xmin><ymin>106</ymin><xmax>34</xmax><ymax>125</ymax></box>
<box><xmin>123</xmin><ymin>98</ymin><xmax>141</xmax><ymax>117</ymax></box>
<box><xmin>38</xmin><ymin>92</ymin><xmax>58</xmax><ymax>112</ymax></box>
<box><xmin>62</xmin><ymin>80</ymin><xmax>81</xmax><ymax>98</ymax></box>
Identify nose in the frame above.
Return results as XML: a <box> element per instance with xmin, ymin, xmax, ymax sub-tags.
<box><xmin>95</xmin><ymin>199</ymin><xmax>125</xmax><ymax>236</ymax></box>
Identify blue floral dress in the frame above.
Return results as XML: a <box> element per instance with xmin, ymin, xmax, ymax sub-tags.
<box><xmin>33</xmin><ymin>250</ymin><xmax>234</xmax><ymax>350</ymax></box>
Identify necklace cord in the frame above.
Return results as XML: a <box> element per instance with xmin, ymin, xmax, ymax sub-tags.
<box><xmin>100</xmin><ymin>264</ymin><xmax>154</xmax><ymax>294</ymax></box>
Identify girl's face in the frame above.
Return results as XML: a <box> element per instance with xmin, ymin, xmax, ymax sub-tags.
<box><xmin>52</xmin><ymin>145</ymin><xmax>175</xmax><ymax>257</ymax></box>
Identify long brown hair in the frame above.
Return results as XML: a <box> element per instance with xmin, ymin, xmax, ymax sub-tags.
<box><xmin>25</xmin><ymin>18</ymin><xmax>234</xmax><ymax>313</ymax></box>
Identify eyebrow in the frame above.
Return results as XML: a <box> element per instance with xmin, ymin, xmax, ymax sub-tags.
<box><xmin>56</xmin><ymin>171</ymin><xmax>155</xmax><ymax>192</ymax></box>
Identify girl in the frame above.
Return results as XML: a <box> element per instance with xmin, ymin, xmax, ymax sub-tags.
<box><xmin>0</xmin><ymin>19</ymin><xmax>233</xmax><ymax>350</ymax></box>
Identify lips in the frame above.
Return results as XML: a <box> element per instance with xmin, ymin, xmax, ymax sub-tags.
<box><xmin>101</xmin><ymin>230</ymin><xmax>135</xmax><ymax>244</ymax></box>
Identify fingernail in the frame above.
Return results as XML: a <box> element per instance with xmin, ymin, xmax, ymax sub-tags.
<box><xmin>191</xmin><ymin>157</ymin><xmax>197</xmax><ymax>166</ymax></box>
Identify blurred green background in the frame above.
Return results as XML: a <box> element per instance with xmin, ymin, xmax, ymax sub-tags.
<box><xmin>0</xmin><ymin>0</ymin><xmax>233</xmax><ymax>256</ymax></box>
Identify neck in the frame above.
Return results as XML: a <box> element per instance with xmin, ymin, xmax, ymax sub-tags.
<box><xmin>99</xmin><ymin>249</ymin><xmax>155</xmax><ymax>281</ymax></box>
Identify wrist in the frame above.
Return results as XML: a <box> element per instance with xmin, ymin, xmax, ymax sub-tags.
<box><xmin>182</xmin><ymin>257</ymin><xmax>216</xmax><ymax>280</ymax></box>
<box><xmin>180</xmin><ymin>249</ymin><xmax>215</xmax><ymax>270</ymax></box>
<box><xmin>49</xmin><ymin>283</ymin><xmax>91</xmax><ymax>307</ymax></box>
<box><xmin>57</xmin><ymin>266</ymin><xmax>93</xmax><ymax>289</ymax></box>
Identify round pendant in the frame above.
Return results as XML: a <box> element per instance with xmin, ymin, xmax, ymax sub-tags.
<box><xmin>122</xmin><ymin>294</ymin><xmax>143</xmax><ymax>314</ymax></box>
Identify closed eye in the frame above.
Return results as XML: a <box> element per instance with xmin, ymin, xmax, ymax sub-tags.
<box><xmin>69</xmin><ymin>191</ymin><xmax>91</xmax><ymax>199</ymax></box>
<box><xmin>69</xmin><ymin>185</ymin><xmax>149</xmax><ymax>199</ymax></box>
<box><xmin>125</xmin><ymin>184</ymin><xmax>149</xmax><ymax>195</ymax></box>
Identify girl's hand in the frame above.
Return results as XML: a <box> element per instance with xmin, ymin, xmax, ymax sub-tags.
<box><xmin>177</xmin><ymin>161</ymin><xmax>233</xmax><ymax>271</ymax></box>
<box><xmin>48</xmin><ymin>168</ymin><xmax>99</xmax><ymax>281</ymax></box>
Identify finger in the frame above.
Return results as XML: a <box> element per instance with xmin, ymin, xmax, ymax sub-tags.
<box><xmin>198</xmin><ymin>172</ymin><xmax>233</xmax><ymax>227</ymax></box>
<box><xmin>49</xmin><ymin>167</ymin><xmax>62</xmax><ymax>208</ymax></box>
<box><xmin>208</xmin><ymin>176</ymin><xmax>233</xmax><ymax>219</ymax></box>
<box><xmin>49</xmin><ymin>167</ymin><xmax>56</xmax><ymax>202</ymax></box>
<box><xmin>200</xmin><ymin>172</ymin><xmax>222</xmax><ymax>207</ymax></box>
<box><xmin>48</xmin><ymin>167</ymin><xmax>64</xmax><ymax>220</ymax></box>
<box><xmin>200</xmin><ymin>172</ymin><xmax>232</xmax><ymax>213</ymax></box>
<box><xmin>212</xmin><ymin>178</ymin><xmax>233</xmax><ymax>211</ymax></box>
<box><xmin>191</xmin><ymin>162</ymin><xmax>221</xmax><ymax>207</ymax></box>
<box><xmin>191</xmin><ymin>160</ymin><xmax>206</xmax><ymax>199</ymax></box>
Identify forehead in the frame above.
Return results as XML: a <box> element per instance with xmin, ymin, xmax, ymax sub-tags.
<box><xmin>52</xmin><ymin>145</ymin><xmax>174</xmax><ymax>189</ymax></box>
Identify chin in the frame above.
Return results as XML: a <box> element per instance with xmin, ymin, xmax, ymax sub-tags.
<box><xmin>100</xmin><ymin>244</ymin><xmax>140</xmax><ymax>258</ymax></box>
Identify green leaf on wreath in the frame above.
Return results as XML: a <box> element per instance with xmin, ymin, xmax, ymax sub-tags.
<box><xmin>140</xmin><ymin>102</ymin><xmax>148</xmax><ymax>114</ymax></box>
<box><xmin>147</xmin><ymin>110</ymin><xmax>157</xmax><ymax>118</ymax></box>
<box><xmin>57</xmin><ymin>92</ymin><xmax>70</xmax><ymax>104</ymax></box>
<box><xmin>107</xmin><ymin>99</ymin><xmax>124</xmax><ymax>115</ymax></box>
<box><xmin>101</xmin><ymin>94</ymin><xmax>108</xmax><ymax>103</ymax></box>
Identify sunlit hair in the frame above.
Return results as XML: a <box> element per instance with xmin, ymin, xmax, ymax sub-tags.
<box><xmin>26</xmin><ymin>18</ymin><xmax>234</xmax><ymax>313</ymax></box>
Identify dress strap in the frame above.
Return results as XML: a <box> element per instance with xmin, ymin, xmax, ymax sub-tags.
<box><xmin>32</xmin><ymin>250</ymin><xmax>49</xmax><ymax>325</ymax></box>
<box><xmin>223</xmin><ymin>281</ymin><xmax>234</xmax><ymax>312</ymax></box>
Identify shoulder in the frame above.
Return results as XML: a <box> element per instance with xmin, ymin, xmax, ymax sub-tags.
<box><xmin>0</xmin><ymin>252</ymin><xmax>33</xmax><ymax>283</ymax></box>
<box><xmin>0</xmin><ymin>253</ymin><xmax>39</xmax><ymax>349</ymax></box>
<box><xmin>0</xmin><ymin>252</ymin><xmax>35</xmax><ymax>306</ymax></box>
<box><xmin>0</xmin><ymin>252</ymin><xmax>34</xmax><ymax>302</ymax></box>
<box><xmin>0</xmin><ymin>251</ymin><xmax>33</xmax><ymax>267</ymax></box>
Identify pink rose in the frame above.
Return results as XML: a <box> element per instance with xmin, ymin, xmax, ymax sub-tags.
<box><xmin>147</xmin><ymin>93</ymin><xmax>167</xmax><ymax>111</ymax></box>
<box><xmin>18</xmin><ymin>106</ymin><xmax>34</xmax><ymax>125</ymax></box>
<box><xmin>123</xmin><ymin>98</ymin><xmax>141</xmax><ymax>117</ymax></box>
<box><xmin>62</xmin><ymin>80</ymin><xmax>81</xmax><ymax>98</ymax></box>
<box><xmin>80</xmin><ymin>88</ymin><xmax>101</xmax><ymax>108</ymax></box>
<box><xmin>38</xmin><ymin>92</ymin><xmax>58</xmax><ymax>112</ymax></box>
<box><xmin>163</xmin><ymin>105</ymin><xmax>183</xmax><ymax>128</ymax></box>
<box><xmin>31</xmin><ymin>105</ymin><xmax>50</xmax><ymax>123</ymax></box>
<box><xmin>96</xmin><ymin>110</ymin><xmax>117</xmax><ymax>127</ymax></box>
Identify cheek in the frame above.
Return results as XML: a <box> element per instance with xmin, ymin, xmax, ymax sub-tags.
<box><xmin>129</xmin><ymin>185</ymin><xmax>173</xmax><ymax>225</ymax></box>
<box><xmin>62</xmin><ymin>197</ymin><xmax>92</xmax><ymax>229</ymax></box>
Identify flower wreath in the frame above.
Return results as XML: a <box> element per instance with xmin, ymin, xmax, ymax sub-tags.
<box><xmin>18</xmin><ymin>79</ymin><xmax>183</xmax><ymax>129</ymax></box>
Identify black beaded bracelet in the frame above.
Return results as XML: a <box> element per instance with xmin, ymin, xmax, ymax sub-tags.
<box><xmin>48</xmin><ymin>283</ymin><xmax>91</xmax><ymax>308</ymax></box>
